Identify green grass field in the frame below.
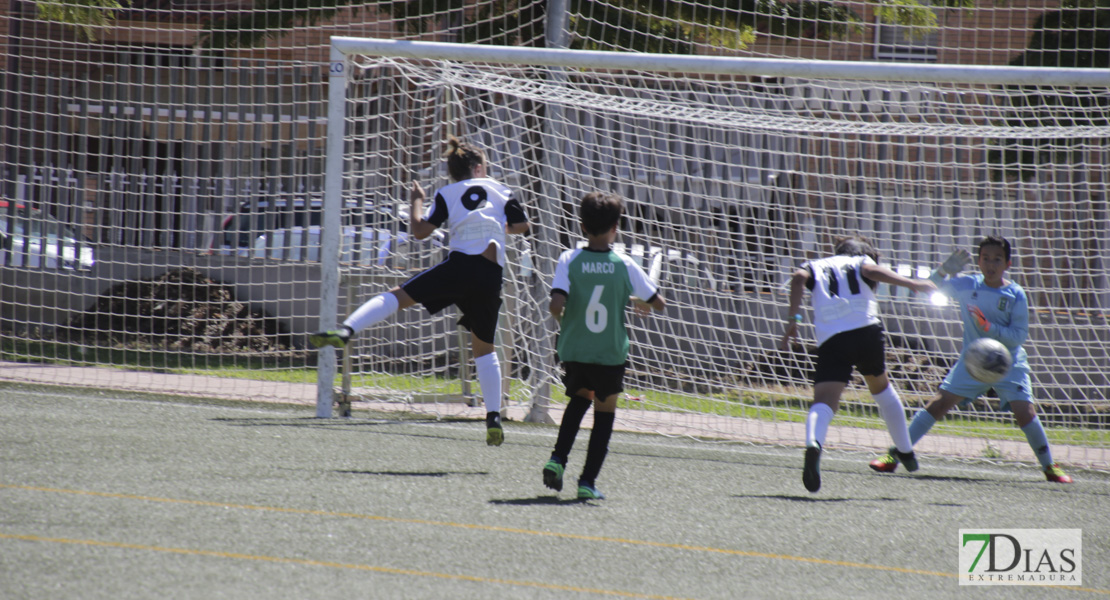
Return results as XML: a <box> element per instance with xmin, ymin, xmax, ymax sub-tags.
<box><xmin>4</xmin><ymin>338</ymin><xmax>1107</xmax><ymax>452</ymax></box>
<box><xmin>5</xmin><ymin>385</ymin><xmax>1107</xmax><ymax>598</ymax></box>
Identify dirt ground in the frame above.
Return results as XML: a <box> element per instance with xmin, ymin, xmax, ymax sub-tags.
<box><xmin>63</xmin><ymin>267</ymin><xmax>292</xmax><ymax>353</ymax></box>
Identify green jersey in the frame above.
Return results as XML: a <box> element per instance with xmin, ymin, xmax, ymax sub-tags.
<box><xmin>551</xmin><ymin>247</ymin><xmax>659</xmax><ymax>365</ymax></box>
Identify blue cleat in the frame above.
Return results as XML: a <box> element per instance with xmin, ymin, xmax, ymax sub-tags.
<box><xmin>577</xmin><ymin>481</ymin><xmax>605</xmax><ymax>500</ymax></box>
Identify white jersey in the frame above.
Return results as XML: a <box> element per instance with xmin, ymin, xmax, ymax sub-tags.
<box><xmin>803</xmin><ymin>254</ymin><xmax>880</xmax><ymax>346</ymax></box>
<box><xmin>425</xmin><ymin>177</ymin><xmax>525</xmax><ymax>267</ymax></box>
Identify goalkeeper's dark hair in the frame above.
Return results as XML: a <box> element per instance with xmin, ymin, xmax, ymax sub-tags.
<box><xmin>443</xmin><ymin>136</ymin><xmax>486</xmax><ymax>182</ymax></box>
<box><xmin>979</xmin><ymin>235</ymin><xmax>1011</xmax><ymax>261</ymax></box>
<box><xmin>833</xmin><ymin>235</ymin><xmax>879</xmax><ymax>263</ymax></box>
<box><xmin>579</xmin><ymin>192</ymin><xmax>623</xmax><ymax>237</ymax></box>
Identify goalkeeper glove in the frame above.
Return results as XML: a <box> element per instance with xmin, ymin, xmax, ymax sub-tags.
<box><xmin>939</xmin><ymin>248</ymin><xmax>971</xmax><ymax>276</ymax></box>
<box><xmin>968</xmin><ymin>305</ymin><xmax>991</xmax><ymax>333</ymax></box>
<box><xmin>929</xmin><ymin>248</ymin><xmax>972</xmax><ymax>285</ymax></box>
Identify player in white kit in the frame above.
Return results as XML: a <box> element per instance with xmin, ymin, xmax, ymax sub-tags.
<box><xmin>311</xmin><ymin>137</ymin><xmax>529</xmax><ymax>446</ymax></box>
<box><xmin>780</xmin><ymin>236</ymin><xmax>936</xmax><ymax>492</ymax></box>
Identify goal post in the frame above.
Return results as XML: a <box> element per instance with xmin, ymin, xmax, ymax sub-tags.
<box><xmin>316</xmin><ymin>48</ymin><xmax>352</xmax><ymax>418</ymax></box>
<box><xmin>320</xmin><ymin>36</ymin><xmax>1110</xmax><ymax>467</ymax></box>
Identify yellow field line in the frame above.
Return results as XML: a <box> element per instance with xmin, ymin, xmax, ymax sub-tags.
<box><xmin>3</xmin><ymin>482</ymin><xmax>1106</xmax><ymax>595</ymax></box>
<box><xmin>1</xmin><ymin>482</ymin><xmax>949</xmax><ymax>578</ymax></box>
<box><xmin>0</xmin><ymin>532</ymin><xmax>690</xmax><ymax>600</ymax></box>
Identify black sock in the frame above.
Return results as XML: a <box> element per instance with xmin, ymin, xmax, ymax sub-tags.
<box><xmin>580</xmin><ymin>410</ymin><xmax>615</xmax><ymax>486</ymax></box>
<box><xmin>486</xmin><ymin>411</ymin><xmax>501</xmax><ymax>428</ymax></box>
<box><xmin>552</xmin><ymin>395</ymin><xmax>592</xmax><ymax>464</ymax></box>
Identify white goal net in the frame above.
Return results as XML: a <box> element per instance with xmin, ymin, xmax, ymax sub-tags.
<box><xmin>3</xmin><ymin>0</ymin><xmax>1109</xmax><ymax>470</ymax></box>
<box><xmin>323</xmin><ymin>38</ymin><xmax>1110</xmax><ymax>467</ymax></box>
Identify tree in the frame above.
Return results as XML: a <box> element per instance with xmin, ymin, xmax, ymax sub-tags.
<box><xmin>29</xmin><ymin>0</ymin><xmax>965</xmax><ymax>52</ymax></box>
<box><xmin>33</xmin><ymin>0</ymin><xmax>123</xmax><ymax>41</ymax></box>
<box><xmin>196</xmin><ymin>0</ymin><xmax>955</xmax><ymax>52</ymax></box>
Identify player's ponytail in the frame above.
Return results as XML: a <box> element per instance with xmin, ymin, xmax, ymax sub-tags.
<box><xmin>444</xmin><ymin>136</ymin><xmax>486</xmax><ymax>182</ymax></box>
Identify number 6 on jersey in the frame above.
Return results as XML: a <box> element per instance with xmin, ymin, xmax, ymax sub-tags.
<box><xmin>586</xmin><ymin>285</ymin><xmax>608</xmax><ymax>333</ymax></box>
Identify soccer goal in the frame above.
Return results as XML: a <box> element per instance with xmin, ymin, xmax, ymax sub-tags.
<box><xmin>320</xmin><ymin>37</ymin><xmax>1110</xmax><ymax>465</ymax></box>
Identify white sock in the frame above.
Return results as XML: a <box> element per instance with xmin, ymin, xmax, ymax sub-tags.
<box><xmin>342</xmin><ymin>293</ymin><xmax>399</xmax><ymax>334</ymax></box>
<box><xmin>474</xmin><ymin>352</ymin><xmax>502</xmax><ymax>413</ymax></box>
<box><xmin>873</xmin><ymin>384</ymin><xmax>913</xmax><ymax>453</ymax></box>
<box><xmin>806</xmin><ymin>403</ymin><xmax>835</xmax><ymax>448</ymax></box>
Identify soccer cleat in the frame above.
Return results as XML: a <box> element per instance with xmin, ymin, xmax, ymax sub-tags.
<box><xmin>577</xmin><ymin>481</ymin><xmax>605</xmax><ymax>500</ymax></box>
<box><xmin>543</xmin><ymin>459</ymin><xmax>565</xmax><ymax>491</ymax></box>
<box><xmin>802</xmin><ymin>442</ymin><xmax>822</xmax><ymax>493</ymax></box>
<box><xmin>1044</xmin><ymin>463</ymin><xmax>1073</xmax><ymax>484</ymax></box>
<box><xmin>309</xmin><ymin>327</ymin><xmax>351</xmax><ymax>349</ymax></box>
<box><xmin>485</xmin><ymin>411</ymin><xmax>504</xmax><ymax>447</ymax></box>
<box><xmin>894</xmin><ymin>449</ymin><xmax>919</xmax><ymax>473</ymax></box>
<box><xmin>869</xmin><ymin>447</ymin><xmax>900</xmax><ymax>473</ymax></box>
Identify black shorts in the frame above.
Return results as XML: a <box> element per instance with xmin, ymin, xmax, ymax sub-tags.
<box><xmin>813</xmin><ymin>323</ymin><xmax>887</xmax><ymax>384</ymax></box>
<box><xmin>401</xmin><ymin>252</ymin><xmax>503</xmax><ymax>344</ymax></box>
<box><xmin>561</xmin><ymin>362</ymin><xmax>627</xmax><ymax>400</ymax></box>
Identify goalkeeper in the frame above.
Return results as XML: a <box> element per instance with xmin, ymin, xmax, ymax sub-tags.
<box><xmin>780</xmin><ymin>235</ymin><xmax>936</xmax><ymax>493</ymax></box>
<box><xmin>868</xmin><ymin>236</ymin><xmax>1072</xmax><ymax>483</ymax></box>
<box><xmin>310</xmin><ymin>137</ymin><xmax>530</xmax><ymax>446</ymax></box>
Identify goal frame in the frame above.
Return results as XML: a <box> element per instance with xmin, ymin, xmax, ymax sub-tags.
<box><xmin>317</xmin><ymin>37</ymin><xmax>1110</xmax><ymax>418</ymax></box>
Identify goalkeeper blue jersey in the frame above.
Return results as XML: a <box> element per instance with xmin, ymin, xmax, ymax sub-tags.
<box><xmin>940</xmin><ymin>274</ymin><xmax>1029</xmax><ymax>370</ymax></box>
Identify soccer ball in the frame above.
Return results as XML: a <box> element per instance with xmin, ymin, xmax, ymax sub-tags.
<box><xmin>964</xmin><ymin>338</ymin><xmax>1012</xmax><ymax>384</ymax></box>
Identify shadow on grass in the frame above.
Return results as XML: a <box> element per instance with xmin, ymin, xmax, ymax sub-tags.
<box><xmin>909</xmin><ymin>474</ymin><xmax>993</xmax><ymax>484</ymax></box>
<box><xmin>212</xmin><ymin>416</ymin><xmax>471</xmax><ymax>427</ymax></box>
<box><xmin>336</xmin><ymin>470</ymin><xmax>489</xmax><ymax>477</ymax></box>
<box><xmin>731</xmin><ymin>494</ymin><xmax>900</xmax><ymax>503</ymax></box>
<box><xmin>489</xmin><ymin>496</ymin><xmax>594</xmax><ymax>506</ymax></box>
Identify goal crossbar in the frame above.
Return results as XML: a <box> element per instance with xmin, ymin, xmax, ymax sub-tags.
<box><xmin>331</xmin><ymin>37</ymin><xmax>1110</xmax><ymax>87</ymax></box>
